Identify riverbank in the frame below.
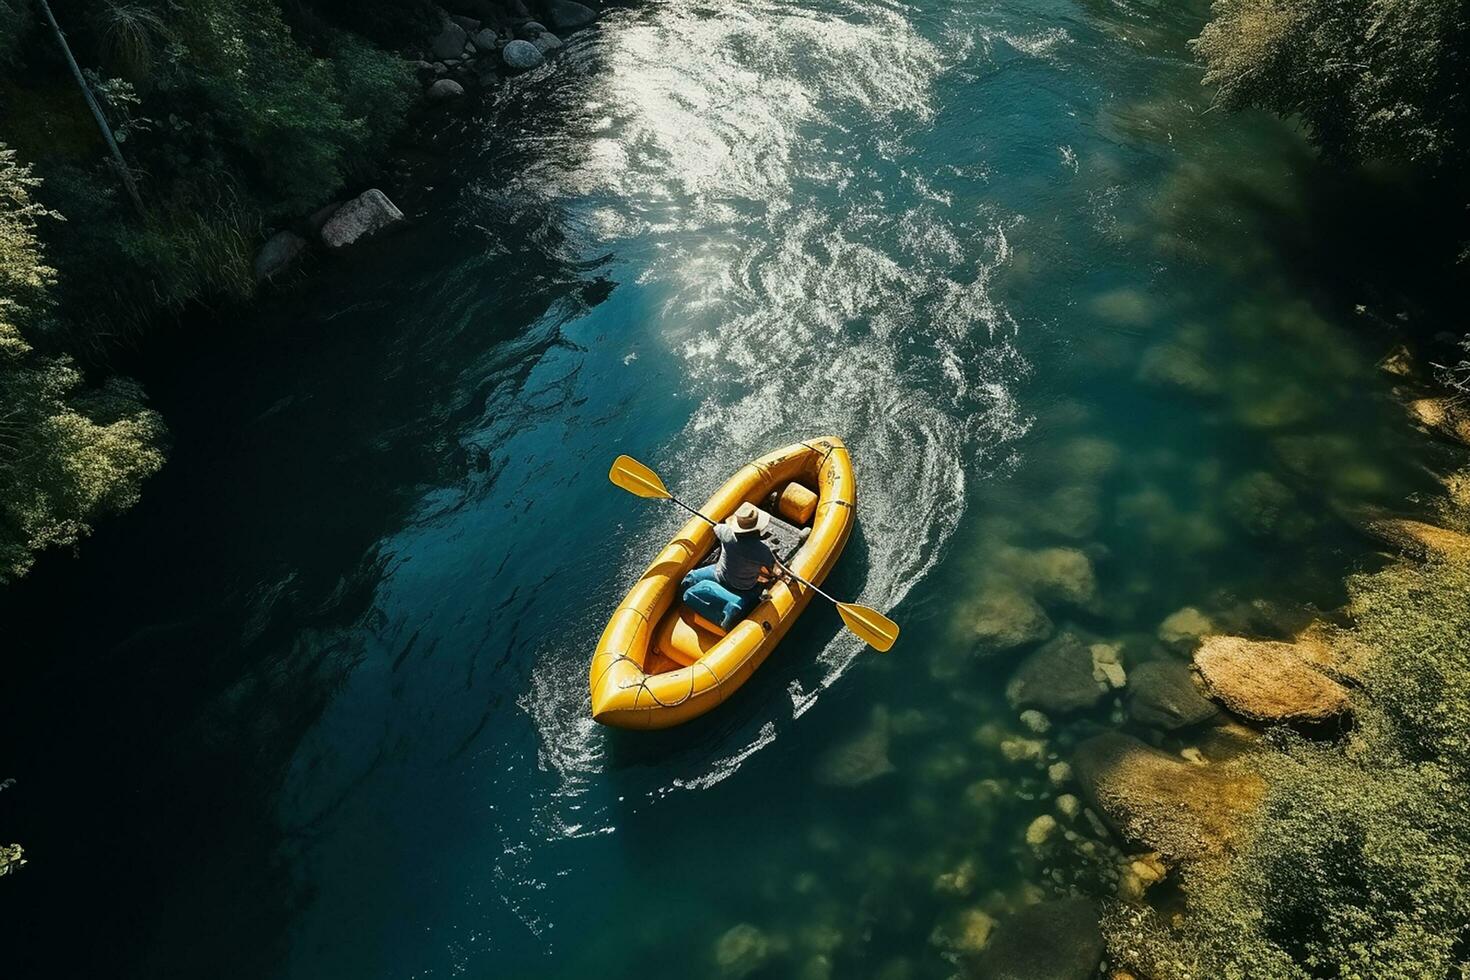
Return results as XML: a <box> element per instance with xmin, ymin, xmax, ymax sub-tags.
<box><xmin>1093</xmin><ymin>357</ymin><xmax>1470</xmax><ymax>977</ymax></box>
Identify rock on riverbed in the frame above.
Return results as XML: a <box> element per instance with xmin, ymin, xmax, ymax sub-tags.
<box><xmin>1006</xmin><ymin>631</ymin><xmax>1111</xmax><ymax>714</ymax></box>
<box><xmin>1074</xmin><ymin>732</ymin><xmax>1263</xmax><ymax>863</ymax></box>
<box><xmin>1194</xmin><ymin>635</ymin><xmax>1352</xmax><ymax>724</ymax></box>
<box><xmin>971</xmin><ymin>898</ymin><xmax>1104</xmax><ymax>980</ymax></box>
<box><xmin>253</xmin><ymin>230</ymin><xmax>307</xmax><ymax>282</ymax></box>
<box><xmin>502</xmin><ymin>39</ymin><xmax>545</xmax><ymax>71</ymax></box>
<box><xmin>1127</xmin><ymin>660</ymin><xmax>1217</xmax><ymax>730</ymax></box>
<box><xmin>321</xmin><ymin>189</ymin><xmax>404</xmax><ymax>249</ymax></box>
<box><xmin>547</xmin><ymin>0</ymin><xmax>597</xmax><ymax>31</ymax></box>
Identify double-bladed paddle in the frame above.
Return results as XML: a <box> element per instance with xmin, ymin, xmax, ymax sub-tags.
<box><xmin>608</xmin><ymin>454</ymin><xmax>900</xmax><ymax>652</ymax></box>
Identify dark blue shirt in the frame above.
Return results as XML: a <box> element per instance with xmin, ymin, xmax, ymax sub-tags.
<box><xmin>713</xmin><ymin>523</ymin><xmax>775</xmax><ymax>592</ymax></box>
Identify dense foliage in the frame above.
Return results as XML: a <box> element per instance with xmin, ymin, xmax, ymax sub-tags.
<box><xmin>1107</xmin><ymin>519</ymin><xmax>1470</xmax><ymax>979</ymax></box>
<box><xmin>0</xmin><ymin>0</ymin><xmax>424</xmax><ymax>577</ymax></box>
<box><xmin>4</xmin><ymin>0</ymin><xmax>416</xmax><ymax>339</ymax></box>
<box><xmin>1192</xmin><ymin>0</ymin><xmax>1470</xmax><ymax>168</ymax></box>
<box><xmin>0</xmin><ymin>145</ymin><xmax>165</xmax><ymax>582</ymax></box>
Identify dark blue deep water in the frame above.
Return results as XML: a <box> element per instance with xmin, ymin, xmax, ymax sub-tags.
<box><xmin>1</xmin><ymin>1</ymin><xmax>1455</xmax><ymax>977</ymax></box>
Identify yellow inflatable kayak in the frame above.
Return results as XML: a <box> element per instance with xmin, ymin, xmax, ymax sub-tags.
<box><xmin>590</xmin><ymin>436</ymin><xmax>855</xmax><ymax>729</ymax></box>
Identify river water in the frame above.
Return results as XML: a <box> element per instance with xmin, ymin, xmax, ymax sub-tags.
<box><xmin>0</xmin><ymin>1</ymin><xmax>1454</xmax><ymax>977</ymax></box>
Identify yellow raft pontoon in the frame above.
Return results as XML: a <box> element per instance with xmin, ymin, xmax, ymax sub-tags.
<box><xmin>590</xmin><ymin>436</ymin><xmax>855</xmax><ymax>729</ymax></box>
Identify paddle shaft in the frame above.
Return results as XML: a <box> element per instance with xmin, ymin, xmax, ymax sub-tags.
<box><xmin>660</xmin><ymin>493</ymin><xmax>836</xmax><ymax>603</ymax></box>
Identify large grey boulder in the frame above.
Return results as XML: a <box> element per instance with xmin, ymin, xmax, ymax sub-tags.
<box><xmin>970</xmin><ymin>899</ymin><xmax>1104</xmax><ymax>980</ymax></box>
<box><xmin>472</xmin><ymin>28</ymin><xmax>499</xmax><ymax>51</ymax></box>
<box><xmin>501</xmin><ymin>39</ymin><xmax>545</xmax><ymax>70</ymax></box>
<box><xmin>253</xmin><ymin>230</ymin><xmax>307</xmax><ymax>282</ymax></box>
<box><xmin>516</xmin><ymin>20</ymin><xmax>549</xmax><ymax>39</ymax></box>
<box><xmin>1127</xmin><ymin>660</ymin><xmax>1218</xmax><ymax>730</ymax></box>
<box><xmin>320</xmin><ymin>189</ymin><xmax>404</xmax><ymax>249</ymax></box>
<box><xmin>429</xmin><ymin>19</ymin><xmax>469</xmax><ymax>60</ymax></box>
<box><xmin>533</xmin><ymin>31</ymin><xmax>563</xmax><ymax>54</ymax></box>
<box><xmin>427</xmin><ymin>78</ymin><xmax>465</xmax><ymax>101</ymax></box>
<box><xmin>546</xmin><ymin>0</ymin><xmax>596</xmax><ymax>31</ymax></box>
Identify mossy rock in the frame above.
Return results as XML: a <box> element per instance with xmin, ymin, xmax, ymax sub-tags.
<box><xmin>1073</xmin><ymin>732</ymin><xmax>1263</xmax><ymax>863</ymax></box>
<box><xmin>1006</xmin><ymin>631</ymin><xmax>1109</xmax><ymax>714</ymax></box>
<box><xmin>970</xmin><ymin>898</ymin><xmax>1104</xmax><ymax>980</ymax></box>
<box><xmin>1127</xmin><ymin>660</ymin><xmax>1218</xmax><ymax>730</ymax></box>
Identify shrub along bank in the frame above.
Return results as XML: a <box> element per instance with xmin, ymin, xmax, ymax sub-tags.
<box><xmin>0</xmin><ymin>0</ymin><xmax>596</xmax><ymax>583</ymax></box>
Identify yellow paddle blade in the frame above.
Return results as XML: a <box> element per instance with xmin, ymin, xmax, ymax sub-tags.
<box><xmin>836</xmin><ymin>602</ymin><xmax>899</xmax><ymax>652</ymax></box>
<box><xmin>608</xmin><ymin>454</ymin><xmax>673</xmax><ymax>500</ymax></box>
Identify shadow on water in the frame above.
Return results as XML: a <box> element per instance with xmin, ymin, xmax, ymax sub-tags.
<box><xmin>0</xmin><ymin>106</ymin><xmax>611</xmax><ymax>977</ymax></box>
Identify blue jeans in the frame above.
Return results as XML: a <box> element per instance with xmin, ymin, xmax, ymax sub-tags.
<box><xmin>681</xmin><ymin>566</ymin><xmax>760</xmax><ymax>629</ymax></box>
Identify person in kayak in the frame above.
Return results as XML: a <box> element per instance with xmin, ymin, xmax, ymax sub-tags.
<box><xmin>680</xmin><ymin>502</ymin><xmax>777</xmax><ymax>627</ymax></box>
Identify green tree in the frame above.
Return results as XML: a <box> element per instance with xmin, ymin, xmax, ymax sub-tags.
<box><xmin>0</xmin><ymin>144</ymin><xmax>165</xmax><ymax>582</ymax></box>
<box><xmin>1193</xmin><ymin>0</ymin><xmax>1470</xmax><ymax>168</ymax></box>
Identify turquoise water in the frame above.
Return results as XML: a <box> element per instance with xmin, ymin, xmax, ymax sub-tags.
<box><xmin>0</xmin><ymin>1</ymin><xmax>1456</xmax><ymax>977</ymax></box>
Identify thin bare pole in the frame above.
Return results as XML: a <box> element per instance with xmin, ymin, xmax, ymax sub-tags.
<box><xmin>36</xmin><ymin>0</ymin><xmax>146</xmax><ymax>217</ymax></box>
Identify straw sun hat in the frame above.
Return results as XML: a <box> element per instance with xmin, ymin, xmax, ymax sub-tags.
<box><xmin>727</xmin><ymin>501</ymin><xmax>770</xmax><ymax>535</ymax></box>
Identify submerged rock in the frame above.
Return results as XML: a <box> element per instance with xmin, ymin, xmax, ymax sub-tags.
<box><xmin>320</xmin><ymin>189</ymin><xmax>404</xmax><ymax>249</ymax></box>
<box><xmin>502</xmin><ymin>38</ymin><xmax>545</xmax><ymax>70</ymax></box>
<box><xmin>547</xmin><ymin>0</ymin><xmax>597</xmax><ymax>31</ymax></box>
<box><xmin>1364</xmin><ymin>517</ymin><xmax>1470</xmax><ymax>561</ymax></box>
<box><xmin>1090</xmin><ymin>643</ymin><xmax>1126</xmax><ymax>689</ymax></box>
<box><xmin>1056</xmin><ymin>437</ymin><xmax>1120</xmax><ymax>481</ymax></box>
<box><xmin>1089</xmin><ymin>287</ymin><xmax>1155</xmax><ymax>326</ymax></box>
<box><xmin>714</xmin><ymin>923</ymin><xmax>771</xmax><ymax>978</ymax></box>
<box><xmin>930</xmin><ymin>907</ymin><xmax>997</xmax><ymax>956</ymax></box>
<box><xmin>427</xmin><ymin>78</ymin><xmax>465</xmax><ymax>101</ymax></box>
<box><xmin>1025</xmin><ymin>814</ymin><xmax>1058</xmax><ymax>847</ymax></box>
<box><xmin>1018</xmin><ymin>709</ymin><xmax>1050</xmax><ymax>734</ymax></box>
<box><xmin>1194</xmin><ymin>636</ymin><xmax>1352</xmax><ymax>723</ymax></box>
<box><xmin>815</xmin><ymin>707</ymin><xmax>894</xmax><ymax>787</ymax></box>
<box><xmin>969</xmin><ymin>588</ymin><xmax>1053</xmax><ymax>651</ymax></box>
<box><xmin>1223</xmin><ymin>471</ymin><xmax>1302</xmax><ymax>538</ymax></box>
<box><xmin>1017</xmin><ymin>547</ymin><xmax>1098</xmax><ymax>607</ymax></box>
<box><xmin>934</xmin><ymin>859</ymin><xmax>979</xmax><ymax>897</ymax></box>
<box><xmin>533</xmin><ymin>31</ymin><xmax>564</xmax><ymax>54</ymax></box>
<box><xmin>1138</xmin><ymin>342</ymin><xmax>1220</xmax><ymax>396</ymax></box>
<box><xmin>1030</xmin><ymin>484</ymin><xmax>1101</xmax><ymax>539</ymax></box>
<box><xmin>1056</xmin><ymin>793</ymin><xmax>1081</xmax><ymax>820</ymax></box>
<box><xmin>1006</xmin><ymin>632</ymin><xmax>1109</xmax><ymax>714</ymax></box>
<box><xmin>1073</xmin><ymin>732</ymin><xmax>1263</xmax><ymax>862</ymax></box>
<box><xmin>1157</xmin><ymin>606</ymin><xmax>1214</xmax><ymax>653</ymax></box>
<box><xmin>971</xmin><ymin>898</ymin><xmax>1104</xmax><ymax>980</ymax></box>
<box><xmin>252</xmin><ymin>230</ymin><xmax>306</xmax><ymax>282</ymax></box>
<box><xmin>429</xmin><ymin>18</ymin><xmax>469</xmax><ymax>60</ymax></box>
<box><xmin>1127</xmin><ymin>660</ymin><xmax>1217</xmax><ymax>730</ymax></box>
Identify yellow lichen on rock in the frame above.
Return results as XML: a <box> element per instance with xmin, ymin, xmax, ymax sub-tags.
<box><xmin>1074</xmin><ymin>732</ymin><xmax>1264</xmax><ymax>863</ymax></box>
<box><xmin>1194</xmin><ymin>635</ymin><xmax>1352</xmax><ymax>723</ymax></box>
<box><xmin>1365</xmin><ymin>517</ymin><xmax>1470</xmax><ymax>561</ymax></box>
